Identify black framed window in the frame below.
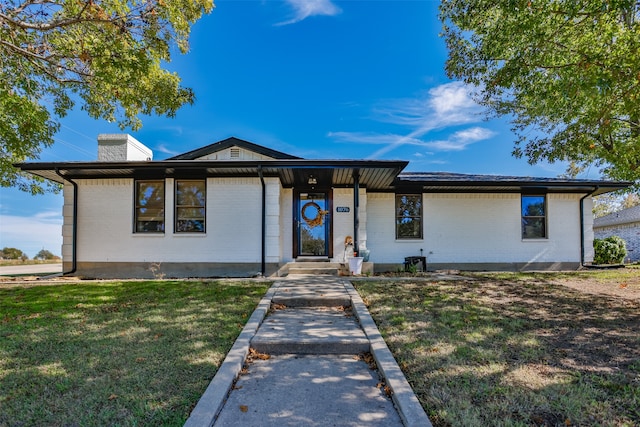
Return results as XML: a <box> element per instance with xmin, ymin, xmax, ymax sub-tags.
<box><xmin>396</xmin><ymin>194</ymin><xmax>423</xmax><ymax>239</ymax></box>
<box><xmin>134</xmin><ymin>180</ymin><xmax>165</xmax><ymax>233</ymax></box>
<box><xmin>521</xmin><ymin>195</ymin><xmax>547</xmax><ymax>239</ymax></box>
<box><xmin>175</xmin><ymin>180</ymin><xmax>206</xmax><ymax>233</ymax></box>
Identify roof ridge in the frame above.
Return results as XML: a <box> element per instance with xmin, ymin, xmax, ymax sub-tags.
<box><xmin>168</xmin><ymin>137</ymin><xmax>302</xmax><ymax>160</ymax></box>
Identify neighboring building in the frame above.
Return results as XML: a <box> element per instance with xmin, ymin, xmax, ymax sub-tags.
<box><xmin>17</xmin><ymin>135</ymin><xmax>631</xmax><ymax>278</ymax></box>
<box><xmin>594</xmin><ymin>204</ymin><xmax>640</xmax><ymax>262</ymax></box>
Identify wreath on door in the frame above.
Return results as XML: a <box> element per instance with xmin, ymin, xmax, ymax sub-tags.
<box><xmin>301</xmin><ymin>201</ymin><xmax>328</xmax><ymax>228</ymax></box>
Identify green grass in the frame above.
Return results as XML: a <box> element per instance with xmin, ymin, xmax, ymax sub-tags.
<box><xmin>0</xmin><ymin>280</ymin><xmax>269</xmax><ymax>426</ymax></box>
<box><xmin>356</xmin><ymin>273</ymin><xmax>640</xmax><ymax>427</ymax></box>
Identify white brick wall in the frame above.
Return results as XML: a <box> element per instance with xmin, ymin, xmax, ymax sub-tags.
<box><xmin>264</xmin><ymin>178</ymin><xmax>281</xmax><ymax>263</ymax></box>
<box><xmin>61</xmin><ymin>183</ymin><xmax>74</xmax><ymax>259</ymax></box>
<box><xmin>63</xmin><ymin>178</ymin><xmax>590</xmax><ymax>268</ymax></box>
<box><xmin>73</xmin><ymin>177</ymin><xmax>274</xmax><ymax>263</ymax></box>
<box><xmin>366</xmin><ymin>192</ymin><xmax>584</xmax><ymax>265</ymax></box>
<box><xmin>280</xmin><ymin>188</ymin><xmax>293</xmax><ymax>262</ymax></box>
<box><xmin>97</xmin><ymin>134</ymin><xmax>152</xmax><ymax>161</ymax></box>
<box><xmin>331</xmin><ymin>188</ymin><xmax>367</xmax><ymax>262</ymax></box>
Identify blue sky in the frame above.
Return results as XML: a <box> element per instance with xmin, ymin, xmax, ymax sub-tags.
<box><xmin>0</xmin><ymin>0</ymin><xmax>595</xmax><ymax>257</ymax></box>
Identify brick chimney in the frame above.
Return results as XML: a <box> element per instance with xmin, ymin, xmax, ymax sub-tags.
<box><xmin>97</xmin><ymin>134</ymin><xmax>153</xmax><ymax>161</ymax></box>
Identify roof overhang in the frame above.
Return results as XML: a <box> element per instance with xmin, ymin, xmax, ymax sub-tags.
<box><xmin>17</xmin><ymin>162</ymin><xmax>632</xmax><ymax>195</ymax></box>
<box><xmin>395</xmin><ymin>172</ymin><xmax>632</xmax><ymax>195</ymax></box>
<box><xmin>17</xmin><ymin>159</ymin><xmax>409</xmax><ymax>191</ymax></box>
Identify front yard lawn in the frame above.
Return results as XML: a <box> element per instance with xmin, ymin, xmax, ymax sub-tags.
<box><xmin>0</xmin><ymin>280</ymin><xmax>269</xmax><ymax>426</ymax></box>
<box><xmin>356</xmin><ymin>271</ymin><xmax>640</xmax><ymax>427</ymax></box>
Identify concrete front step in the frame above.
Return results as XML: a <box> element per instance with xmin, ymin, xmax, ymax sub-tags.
<box><xmin>284</xmin><ymin>261</ymin><xmax>344</xmax><ymax>277</ymax></box>
<box><xmin>287</xmin><ymin>267</ymin><xmax>339</xmax><ymax>276</ymax></box>
<box><xmin>250</xmin><ymin>307</ymin><xmax>370</xmax><ymax>355</ymax></box>
<box><xmin>272</xmin><ymin>280</ymin><xmax>351</xmax><ymax>307</ymax></box>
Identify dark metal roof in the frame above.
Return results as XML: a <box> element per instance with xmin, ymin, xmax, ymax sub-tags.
<box><xmin>395</xmin><ymin>172</ymin><xmax>631</xmax><ymax>195</ymax></box>
<box><xmin>594</xmin><ymin>204</ymin><xmax>640</xmax><ymax>228</ymax></box>
<box><xmin>17</xmin><ymin>159</ymin><xmax>409</xmax><ymax>191</ymax></box>
<box><xmin>168</xmin><ymin>137</ymin><xmax>302</xmax><ymax>160</ymax></box>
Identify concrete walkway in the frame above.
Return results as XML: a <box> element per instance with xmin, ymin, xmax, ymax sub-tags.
<box><xmin>184</xmin><ymin>276</ymin><xmax>432</xmax><ymax>427</ymax></box>
<box><xmin>0</xmin><ymin>263</ymin><xmax>62</xmax><ymax>276</ymax></box>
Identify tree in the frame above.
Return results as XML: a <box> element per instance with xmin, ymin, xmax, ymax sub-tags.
<box><xmin>593</xmin><ymin>191</ymin><xmax>640</xmax><ymax>217</ymax></box>
<box><xmin>1</xmin><ymin>0</ymin><xmax>214</xmax><ymax>194</ymax></box>
<box><xmin>593</xmin><ymin>192</ymin><xmax>620</xmax><ymax>218</ymax></box>
<box><xmin>620</xmin><ymin>192</ymin><xmax>640</xmax><ymax>209</ymax></box>
<box><xmin>1</xmin><ymin>247</ymin><xmax>28</xmax><ymax>260</ymax></box>
<box><xmin>440</xmin><ymin>1</ymin><xmax>640</xmax><ymax>186</ymax></box>
<box><xmin>35</xmin><ymin>249</ymin><xmax>58</xmax><ymax>260</ymax></box>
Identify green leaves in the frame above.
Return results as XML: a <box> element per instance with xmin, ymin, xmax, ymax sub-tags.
<box><xmin>0</xmin><ymin>0</ymin><xmax>214</xmax><ymax>192</ymax></box>
<box><xmin>440</xmin><ymin>0</ymin><xmax>640</xmax><ymax>185</ymax></box>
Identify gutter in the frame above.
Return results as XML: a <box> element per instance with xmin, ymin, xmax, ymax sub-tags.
<box><xmin>579</xmin><ymin>186</ymin><xmax>599</xmax><ymax>267</ymax></box>
<box><xmin>55</xmin><ymin>168</ymin><xmax>77</xmax><ymax>275</ymax></box>
<box><xmin>258</xmin><ymin>165</ymin><xmax>266</xmax><ymax>276</ymax></box>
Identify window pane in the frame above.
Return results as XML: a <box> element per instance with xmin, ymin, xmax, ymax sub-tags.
<box><xmin>135</xmin><ymin>181</ymin><xmax>164</xmax><ymax>233</ymax></box>
<box><xmin>522</xmin><ymin>196</ymin><xmax>545</xmax><ymax>216</ymax></box>
<box><xmin>396</xmin><ymin>218</ymin><xmax>422</xmax><ymax>238</ymax></box>
<box><xmin>175</xmin><ymin>180</ymin><xmax>206</xmax><ymax>233</ymax></box>
<box><xmin>396</xmin><ymin>194</ymin><xmax>422</xmax><ymax>216</ymax></box>
<box><xmin>176</xmin><ymin>219</ymin><xmax>205</xmax><ymax>232</ymax></box>
<box><xmin>396</xmin><ymin>194</ymin><xmax>423</xmax><ymax>239</ymax></box>
<box><xmin>176</xmin><ymin>181</ymin><xmax>205</xmax><ymax>206</ymax></box>
<box><xmin>521</xmin><ymin>195</ymin><xmax>546</xmax><ymax>239</ymax></box>
<box><xmin>522</xmin><ymin>217</ymin><xmax>546</xmax><ymax>239</ymax></box>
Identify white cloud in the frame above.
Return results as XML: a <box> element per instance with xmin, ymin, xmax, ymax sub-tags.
<box><xmin>424</xmin><ymin>127</ymin><xmax>496</xmax><ymax>151</ymax></box>
<box><xmin>328</xmin><ymin>131</ymin><xmax>424</xmax><ymax>146</ymax></box>
<box><xmin>276</xmin><ymin>0</ymin><xmax>341</xmax><ymax>26</ymax></box>
<box><xmin>0</xmin><ymin>211</ymin><xmax>63</xmax><ymax>258</ymax></box>
<box><xmin>155</xmin><ymin>144</ymin><xmax>181</xmax><ymax>156</ymax></box>
<box><xmin>373</xmin><ymin>81</ymin><xmax>482</xmax><ymax>131</ymax></box>
<box><xmin>331</xmin><ymin>124</ymin><xmax>494</xmax><ymax>157</ymax></box>
<box><xmin>330</xmin><ymin>81</ymin><xmax>491</xmax><ymax>158</ymax></box>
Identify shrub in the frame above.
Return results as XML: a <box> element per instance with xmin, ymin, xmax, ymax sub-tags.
<box><xmin>593</xmin><ymin>236</ymin><xmax>627</xmax><ymax>264</ymax></box>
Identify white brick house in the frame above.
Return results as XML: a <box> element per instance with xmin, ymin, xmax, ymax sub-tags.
<box><xmin>18</xmin><ymin>135</ymin><xmax>631</xmax><ymax>278</ymax></box>
<box><xmin>594</xmin><ymin>205</ymin><xmax>640</xmax><ymax>262</ymax></box>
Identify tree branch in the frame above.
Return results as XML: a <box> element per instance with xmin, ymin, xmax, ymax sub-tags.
<box><xmin>0</xmin><ymin>39</ymin><xmax>91</xmax><ymax>81</ymax></box>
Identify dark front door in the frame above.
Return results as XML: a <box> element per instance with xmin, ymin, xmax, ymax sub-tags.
<box><xmin>295</xmin><ymin>191</ymin><xmax>331</xmax><ymax>257</ymax></box>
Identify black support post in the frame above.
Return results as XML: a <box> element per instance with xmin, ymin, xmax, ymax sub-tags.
<box><xmin>353</xmin><ymin>169</ymin><xmax>360</xmax><ymax>253</ymax></box>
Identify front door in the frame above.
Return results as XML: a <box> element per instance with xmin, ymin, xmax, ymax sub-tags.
<box><xmin>295</xmin><ymin>191</ymin><xmax>331</xmax><ymax>257</ymax></box>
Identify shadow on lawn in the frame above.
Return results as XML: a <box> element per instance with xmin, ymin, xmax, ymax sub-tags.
<box><xmin>356</xmin><ymin>277</ymin><xmax>640</xmax><ymax>427</ymax></box>
<box><xmin>0</xmin><ymin>280</ymin><xmax>268</xmax><ymax>426</ymax></box>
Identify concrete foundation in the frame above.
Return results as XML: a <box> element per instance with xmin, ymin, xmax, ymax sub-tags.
<box><xmin>67</xmin><ymin>262</ymin><xmax>281</xmax><ymax>279</ymax></box>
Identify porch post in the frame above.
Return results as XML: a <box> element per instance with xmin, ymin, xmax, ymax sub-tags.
<box><xmin>353</xmin><ymin>168</ymin><xmax>360</xmax><ymax>253</ymax></box>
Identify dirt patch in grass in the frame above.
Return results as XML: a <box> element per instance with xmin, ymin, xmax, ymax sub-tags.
<box><xmin>547</xmin><ymin>268</ymin><xmax>640</xmax><ymax>301</ymax></box>
<box><xmin>356</xmin><ymin>271</ymin><xmax>640</xmax><ymax>427</ymax></box>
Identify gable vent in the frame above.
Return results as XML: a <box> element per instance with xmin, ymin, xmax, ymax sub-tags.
<box><xmin>230</xmin><ymin>147</ymin><xmax>240</xmax><ymax>158</ymax></box>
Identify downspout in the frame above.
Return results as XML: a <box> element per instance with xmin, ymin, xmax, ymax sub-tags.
<box><xmin>579</xmin><ymin>186</ymin><xmax>599</xmax><ymax>267</ymax></box>
<box><xmin>55</xmin><ymin>168</ymin><xmax>77</xmax><ymax>275</ymax></box>
<box><xmin>353</xmin><ymin>168</ymin><xmax>360</xmax><ymax>253</ymax></box>
<box><xmin>258</xmin><ymin>165</ymin><xmax>266</xmax><ymax>276</ymax></box>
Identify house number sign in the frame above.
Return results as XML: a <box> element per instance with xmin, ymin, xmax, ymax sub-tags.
<box><xmin>336</xmin><ymin>206</ymin><xmax>350</xmax><ymax>213</ymax></box>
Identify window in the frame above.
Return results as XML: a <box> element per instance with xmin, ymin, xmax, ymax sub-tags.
<box><xmin>175</xmin><ymin>180</ymin><xmax>206</xmax><ymax>232</ymax></box>
<box><xmin>135</xmin><ymin>180</ymin><xmax>165</xmax><ymax>232</ymax></box>
<box><xmin>396</xmin><ymin>194</ymin><xmax>423</xmax><ymax>239</ymax></box>
<box><xmin>521</xmin><ymin>195</ymin><xmax>546</xmax><ymax>239</ymax></box>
